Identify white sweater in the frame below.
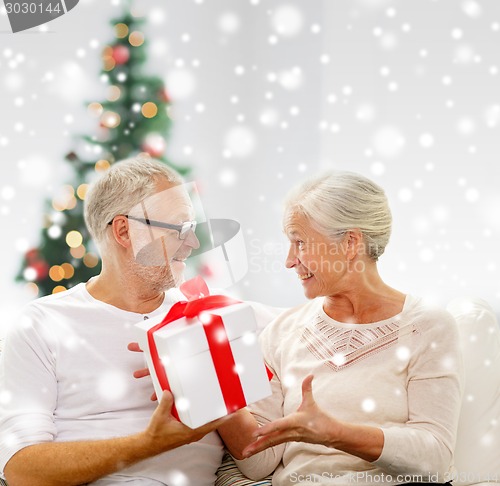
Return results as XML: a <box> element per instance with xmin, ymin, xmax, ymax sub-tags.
<box><xmin>236</xmin><ymin>295</ymin><xmax>464</xmax><ymax>485</ymax></box>
<box><xmin>0</xmin><ymin>282</ymin><xmax>279</xmax><ymax>485</ymax></box>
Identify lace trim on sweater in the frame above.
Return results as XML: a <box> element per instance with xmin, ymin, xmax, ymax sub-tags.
<box><xmin>300</xmin><ymin>314</ymin><xmax>419</xmax><ymax>371</ymax></box>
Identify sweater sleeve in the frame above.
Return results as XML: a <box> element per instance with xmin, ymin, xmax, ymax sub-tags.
<box><xmin>233</xmin><ymin>322</ymin><xmax>287</xmax><ymax>480</ymax></box>
<box><xmin>373</xmin><ymin>308</ymin><xmax>464</xmax><ymax>480</ymax></box>
<box><xmin>233</xmin><ymin>374</ymin><xmax>286</xmax><ymax>480</ymax></box>
<box><xmin>0</xmin><ymin>306</ymin><xmax>59</xmax><ymax>475</ymax></box>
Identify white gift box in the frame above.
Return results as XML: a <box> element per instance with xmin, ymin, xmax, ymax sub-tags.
<box><xmin>135</xmin><ymin>301</ymin><xmax>272</xmax><ymax>428</ymax></box>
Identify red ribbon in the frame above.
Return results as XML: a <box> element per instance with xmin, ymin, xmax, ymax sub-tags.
<box><xmin>146</xmin><ymin>281</ymin><xmax>247</xmax><ymax>422</ymax></box>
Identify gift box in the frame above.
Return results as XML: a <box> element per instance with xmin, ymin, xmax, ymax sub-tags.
<box><xmin>135</xmin><ymin>279</ymin><xmax>272</xmax><ymax>428</ymax></box>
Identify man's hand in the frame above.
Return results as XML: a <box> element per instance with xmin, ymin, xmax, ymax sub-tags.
<box><xmin>142</xmin><ymin>390</ymin><xmax>222</xmax><ymax>454</ymax></box>
<box><xmin>130</xmin><ymin>342</ymin><xmax>225</xmax><ymax>452</ymax></box>
<box><xmin>5</xmin><ymin>388</ymin><xmax>221</xmax><ymax>486</ymax></box>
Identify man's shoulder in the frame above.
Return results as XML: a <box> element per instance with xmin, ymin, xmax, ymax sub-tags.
<box><xmin>13</xmin><ymin>284</ymin><xmax>90</xmax><ymax>333</ymax></box>
<box><xmin>24</xmin><ymin>283</ymin><xmax>88</xmax><ymax>314</ymax></box>
<box><xmin>260</xmin><ymin>298</ymin><xmax>319</xmax><ymax>339</ymax></box>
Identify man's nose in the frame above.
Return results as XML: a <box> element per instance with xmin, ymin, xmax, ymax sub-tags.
<box><xmin>184</xmin><ymin>229</ymin><xmax>200</xmax><ymax>249</ymax></box>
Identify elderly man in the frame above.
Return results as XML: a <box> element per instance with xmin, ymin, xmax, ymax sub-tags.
<box><xmin>0</xmin><ymin>156</ymin><xmax>277</xmax><ymax>485</ymax></box>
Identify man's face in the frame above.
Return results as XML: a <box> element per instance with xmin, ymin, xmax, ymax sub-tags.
<box><xmin>127</xmin><ymin>179</ymin><xmax>201</xmax><ymax>289</ymax></box>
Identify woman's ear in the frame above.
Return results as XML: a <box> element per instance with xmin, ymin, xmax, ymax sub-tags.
<box><xmin>110</xmin><ymin>216</ymin><xmax>131</xmax><ymax>249</ymax></box>
<box><xmin>346</xmin><ymin>229</ymin><xmax>363</xmax><ymax>260</ymax></box>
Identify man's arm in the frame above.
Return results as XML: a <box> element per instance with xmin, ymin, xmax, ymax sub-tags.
<box><xmin>4</xmin><ymin>392</ymin><xmax>219</xmax><ymax>486</ymax></box>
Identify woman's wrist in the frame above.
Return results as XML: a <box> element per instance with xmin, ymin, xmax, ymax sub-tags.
<box><xmin>322</xmin><ymin>420</ymin><xmax>384</xmax><ymax>462</ymax></box>
<box><xmin>321</xmin><ymin>416</ymin><xmax>346</xmax><ymax>449</ymax></box>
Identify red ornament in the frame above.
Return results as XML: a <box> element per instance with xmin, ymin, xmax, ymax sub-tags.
<box><xmin>25</xmin><ymin>249</ymin><xmax>39</xmax><ymax>263</ymax></box>
<box><xmin>112</xmin><ymin>45</ymin><xmax>130</xmax><ymax>65</ymax></box>
<box><xmin>31</xmin><ymin>260</ymin><xmax>49</xmax><ymax>280</ymax></box>
<box><xmin>141</xmin><ymin>134</ymin><xmax>166</xmax><ymax>158</ymax></box>
<box><xmin>159</xmin><ymin>88</ymin><xmax>171</xmax><ymax>103</ymax></box>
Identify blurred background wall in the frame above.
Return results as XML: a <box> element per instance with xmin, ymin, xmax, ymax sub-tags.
<box><xmin>1</xmin><ymin>0</ymin><xmax>499</xmax><ymax>339</ymax></box>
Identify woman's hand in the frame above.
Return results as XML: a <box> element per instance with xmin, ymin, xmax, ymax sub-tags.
<box><xmin>242</xmin><ymin>375</ymin><xmax>342</xmax><ymax>458</ymax></box>
<box><xmin>128</xmin><ymin>342</ymin><xmax>157</xmax><ymax>401</ymax></box>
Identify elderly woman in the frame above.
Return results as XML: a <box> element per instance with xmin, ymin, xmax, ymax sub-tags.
<box><xmin>219</xmin><ymin>171</ymin><xmax>463</xmax><ymax>486</ymax></box>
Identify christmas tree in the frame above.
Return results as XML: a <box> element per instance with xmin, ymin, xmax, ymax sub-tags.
<box><xmin>17</xmin><ymin>5</ymin><xmax>185</xmax><ymax>297</ymax></box>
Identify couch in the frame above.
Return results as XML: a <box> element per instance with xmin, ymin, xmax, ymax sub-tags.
<box><xmin>1</xmin><ymin>297</ymin><xmax>499</xmax><ymax>485</ymax></box>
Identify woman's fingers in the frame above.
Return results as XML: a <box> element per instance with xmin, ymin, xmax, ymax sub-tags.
<box><xmin>127</xmin><ymin>342</ymin><xmax>142</xmax><ymax>352</ymax></box>
<box><xmin>133</xmin><ymin>367</ymin><xmax>150</xmax><ymax>379</ymax></box>
<box><xmin>129</xmin><ymin>342</ymin><xmax>150</xmax><ymax>379</ymax></box>
<box><xmin>252</xmin><ymin>419</ymin><xmax>286</xmax><ymax>438</ymax></box>
<box><xmin>299</xmin><ymin>375</ymin><xmax>315</xmax><ymax>408</ymax></box>
<box><xmin>243</xmin><ymin>432</ymin><xmax>286</xmax><ymax>457</ymax></box>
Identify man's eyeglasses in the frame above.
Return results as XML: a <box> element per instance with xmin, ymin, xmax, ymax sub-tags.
<box><xmin>108</xmin><ymin>215</ymin><xmax>197</xmax><ymax>240</ymax></box>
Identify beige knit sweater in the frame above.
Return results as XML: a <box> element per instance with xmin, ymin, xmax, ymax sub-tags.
<box><xmin>236</xmin><ymin>295</ymin><xmax>464</xmax><ymax>486</ymax></box>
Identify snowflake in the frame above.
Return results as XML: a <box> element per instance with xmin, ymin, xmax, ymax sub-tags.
<box><xmin>166</xmin><ymin>69</ymin><xmax>196</xmax><ymax>100</ymax></box>
<box><xmin>0</xmin><ymin>389</ymin><xmax>12</xmax><ymax>405</ymax></box>
<box><xmin>356</xmin><ymin>104</ymin><xmax>376</xmax><ymax>123</ymax></box>
<box><xmin>456</xmin><ymin>117</ymin><xmax>475</xmax><ymax>135</ymax></box>
<box><xmin>379</xmin><ymin>32</ymin><xmax>398</xmax><ymax>50</ymax></box>
<box><xmin>1</xmin><ymin>186</ymin><xmax>15</xmax><ymax>200</ymax></box>
<box><xmin>175</xmin><ymin>397</ymin><xmax>190</xmax><ymax>412</ymax></box>
<box><xmin>396</xmin><ymin>346</ymin><xmax>410</xmax><ymax>361</ymax></box>
<box><xmin>372</xmin><ymin>126</ymin><xmax>405</xmax><ymax>158</ymax></box>
<box><xmin>419</xmin><ymin>133</ymin><xmax>434</xmax><ymax>148</ymax></box>
<box><xmin>149</xmin><ymin>7</ymin><xmax>166</xmax><ymax>25</ymax></box>
<box><xmin>278</xmin><ymin>67</ymin><xmax>303</xmax><ymax>90</ymax></box>
<box><xmin>282</xmin><ymin>373</ymin><xmax>297</xmax><ymax>388</ymax></box>
<box><xmin>19</xmin><ymin>156</ymin><xmax>51</xmax><ymax>187</ymax></box>
<box><xmin>48</xmin><ymin>225</ymin><xmax>62</xmax><ymax>239</ymax></box>
<box><xmin>454</xmin><ymin>44</ymin><xmax>476</xmax><ymax>64</ymax></box>
<box><xmin>224</xmin><ymin>126</ymin><xmax>256</xmax><ymax>158</ymax></box>
<box><xmin>218</xmin><ymin>168</ymin><xmax>237</xmax><ymax>186</ymax></box>
<box><xmin>419</xmin><ymin>248</ymin><xmax>434</xmax><ymax>263</ymax></box>
<box><xmin>331</xmin><ymin>353</ymin><xmax>346</xmax><ymax>366</ymax></box>
<box><xmin>97</xmin><ymin>371</ymin><xmax>128</xmax><ymax>401</ymax></box>
<box><xmin>166</xmin><ymin>470</ymin><xmax>189</xmax><ymax>486</ymax></box>
<box><xmin>4</xmin><ymin>72</ymin><xmax>24</xmax><ymax>91</ymax></box>
<box><xmin>234</xmin><ymin>363</ymin><xmax>245</xmax><ymax>374</ymax></box>
<box><xmin>462</xmin><ymin>0</ymin><xmax>482</xmax><ymax>18</ymax></box>
<box><xmin>311</xmin><ymin>24</ymin><xmax>321</xmax><ymax>34</ymax></box>
<box><xmin>370</xmin><ymin>162</ymin><xmax>385</xmax><ymax>176</ymax></box>
<box><xmin>361</xmin><ymin>398</ymin><xmax>376</xmax><ymax>413</ymax></box>
<box><xmin>218</xmin><ymin>12</ymin><xmax>240</xmax><ymax>34</ymax></box>
<box><xmin>241</xmin><ymin>331</ymin><xmax>256</xmax><ymax>345</ymax></box>
<box><xmin>271</xmin><ymin>5</ymin><xmax>304</xmax><ymax>37</ymax></box>
<box><xmin>465</xmin><ymin>187</ymin><xmax>479</xmax><ymax>203</ymax></box>
<box><xmin>484</xmin><ymin>105</ymin><xmax>500</xmax><ymax>128</ymax></box>
<box><xmin>260</xmin><ymin>108</ymin><xmax>279</xmax><ymax>127</ymax></box>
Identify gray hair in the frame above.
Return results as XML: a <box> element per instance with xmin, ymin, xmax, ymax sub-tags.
<box><xmin>284</xmin><ymin>171</ymin><xmax>392</xmax><ymax>261</ymax></box>
<box><xmin>84</xmin><ymin>156</ymin><xmax>183</xmax><ymax>246</ymax></box>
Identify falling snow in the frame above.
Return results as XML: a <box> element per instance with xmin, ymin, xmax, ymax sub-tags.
<box><xmin>97</xmin><ymin>371</ymin><xmax>128</xmax><ymax>401</ymax></box>
<box><xmin>1</xmin><ymin>0</ymin><xmax>499</xmax><ymax>333</ymax></box>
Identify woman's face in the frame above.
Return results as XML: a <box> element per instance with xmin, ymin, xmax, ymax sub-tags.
<box><xmin>284</xmin><ymin>210</ymin><xmax>349</xmax><ymax>299</ymax></box>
